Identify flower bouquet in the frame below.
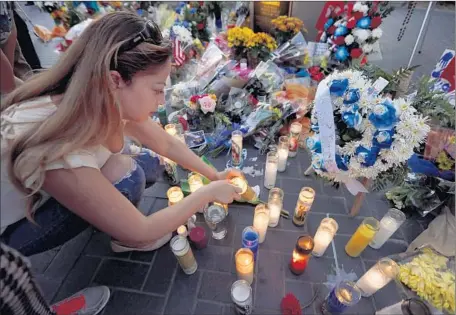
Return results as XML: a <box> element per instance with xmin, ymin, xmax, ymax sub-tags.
<box><xmin>271</xmin><ymin>16</ymin><xmax>307</xmax><ymax>46</ymax></box>
<box><xmin>187</xmin><ymin>93</ymin><xmax>218</xmax><ymax>132</ymax></box>
<box><xmin>307</xmin><ymin>70</ymin><xmax>429</xmax><ymax>194</ymax></box>
<box><xmin>227</xmin><ymin>26</ymin><xmax>254</xmax><ymax>61</ymax></box>
<box><xmin>319</xmin><ymin>1</ymin><xmax>393</xmax><ymax>66</ymax></box>
<box><xmin>245</xmin><ymin>32</ymin><xmax>278</xmax><ymax>68</ymax></box>
<box><xmin>175</xmin><ymin>1</ymin><xmax>210</xmax><ymax>43</ymax></box>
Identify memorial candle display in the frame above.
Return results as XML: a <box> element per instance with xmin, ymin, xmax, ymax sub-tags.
<box><xmin>267</xmin><ymin>188</ymin><xmax>283</xmax><ymax>227</ymax></box>
<box><xmin>188</xmin><ymin>173</ymin><xmax>205</xmax><ymax>213</ymax></box>
<box><xmin>289</xmin><ymin>235</ymin><xmax>314</xmax><ymax>275</ymax></box>
<box><xmin>252</xmin><ymin>204</ymin><xmax>269</xmax><ymax>243</ymax></box>
<box><xmin>355</xmin><ymin>258</ymin><xmax>399</xmax><ymax>297</ymax></box>
<box><xmin>312</xmin><ymin>218</ymin><xmax>339</xmax><ymax>257</ymax></box>
<box><xmin>235</xmin><ymin>248</ymin><xmax>255</xmax><ymax>284</ymax></box>
<box><xmin>321</xmin><ymin>281</ymin><xmax>361</xmax><ymax>315</ymax></box>
<box><xmin>230</xmin><ymin>176</ymin><xmax>257</xmax><ymax>202</ymax></box>
<box><xmin>264</xmin><ymin>151</ymin><xmax>278</xmax><ymax>189</ymax></box>
<box><xmin>231</xmin><ymin>130</ymin><xmax>243</xmax><ymax>167</ymax></box>
<box><xmin>165</xmin><ymin>123</ymin><xmax>177</xmax><ymax>136</ymax></box>
<box><xmin>231</xmin><ymin>280</ymin><xmax>253</xmax><ymax>315</ymax></box>
<box><xmin>292</xmin><ymin>187</ymin><xmax>315</xmax><ymax>227</ymax></box>
<box><xmin>369</xmin><ymin>209</ymin><xmax>406</xmax><ymax>249</ymax></box>
<box><xmin>345</xmin><ymin>217</ymin><xmax>380</xmax><ymax>257</ymax></box>
<box><xmin>167</xmin><ymin>187</ymin><xmax>184</xmax><ymax>206</ymax></box>
<box><xmin>170</xmin><ymin>235</ymin><xmax>198</xmax><ymax>275</ymax></box>
<box><xmin>242</xmin><ymin>226</ymin><xmax>259</xmax><ymax>260</ymax></box>
<box><xmin>277</xmin><ymin>136</ymin><xmax>289</xmax><ymax>172</ymax></box>
<box><xmin>288</xmin><ymin>122</ymin><xmax>302</xmax><ymax>158</ymax></box>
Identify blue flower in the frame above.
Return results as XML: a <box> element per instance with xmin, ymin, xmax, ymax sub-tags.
<box><xmin>335</xmin><ymin>46</ymin><xmax>349</xmax><ymax>62</ymax></box>
<box><xmin>368</xmin><ymin>101</ymin><xmax>397</xmax><ymax>130</ymax></box>
<box><xmin>341</xmin><ymin>103</ymin><xmax>359</xmax><ymax>113</ymax></box>
<box><xmin>330</xmin><ymin>78</ymin><xmax>349</xmax><ymax>96</ymax></box>
<box><xmin>312</xmin><ymin>153</ymin><xmax>324</xmax><ymax>170</ymax></box>
<box><xmin>343</xmin><ymin>88</ymin><xmax>360</xmax><ymax>104</ymax></box>
<box><xmin>355</xmin><ymin>146</ymin><xmax>380</xmax><ymax>167</ymax></box>
<box><xmin>356</xmin><ymin>17</ymin><xmax>371</xmax><ymax>29</ymax></box>
<box><xmin>372</xmin><ymin>129</ymin><xmax>395</xmax><ymax>149</ymax></box>
<box><xmin>342</xmin><ymin>111</ymin><xmax>362</xmax><ymax>129</ymax></box>
<box><xmin>324</xmin><ymin>18</ymin><xmax>334</xmax><ymax>31</ymax></box>
<box><xmin>336</xmin><ymin>154</ymin><xmax>350</xmax><ymax>171</ymax></box>
<box><xmin>190</xmin><ymin>8</ymin><xmax>197</xmax><ymax>14</ymax></box>
<box><xmin>334</xmin><ymin>26</ymin><xmax>349</xmax><ymax>36</ymax></box>
<box><xmin>183</xmin><ymin>21</ymin><xmax>189</xmax><ymax>28</ymax></box>
<box><xmin>306</xmin><ymin>135</ymin><xmax>321</xmax><ymax>153</ymax></box>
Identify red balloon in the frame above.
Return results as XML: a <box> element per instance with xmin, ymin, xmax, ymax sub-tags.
<box><xmin>347</xmin><ymin>17</ymin><xmax>357</xmax><ymax>29</ymax></box>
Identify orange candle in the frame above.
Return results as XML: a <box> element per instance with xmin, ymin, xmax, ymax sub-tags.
<box><xmin>345</xmin><ymin>217</ymin><xmax>380</xmax><ymax>257</ymax></box>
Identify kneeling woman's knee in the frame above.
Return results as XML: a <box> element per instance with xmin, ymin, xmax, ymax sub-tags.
<box><xmin>101</xmin><ymin>155</ymin><xmax>145</xmax><ymax>206</ymax></box>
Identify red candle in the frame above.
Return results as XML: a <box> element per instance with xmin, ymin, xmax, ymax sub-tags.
<box><xmin>289</xmin><ymin>235</ymin><xmax>314</xmax><ymax>275</ymax></box>
<box><xmin>189</xmin><ymin>226</ymin><xmax>208</xmax><ymax>249</ymax></box>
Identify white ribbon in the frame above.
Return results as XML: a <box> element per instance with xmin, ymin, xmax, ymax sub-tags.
<box><xmin>314</xmin><ymin>79</ymin><xmax>368</xmax><ymax>196</ymax></box>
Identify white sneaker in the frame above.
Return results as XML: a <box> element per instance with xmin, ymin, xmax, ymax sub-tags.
<box><xmin>110</xmin><ymin>233</ymin><xmax>172</xmax><ymax>253</ymax></box>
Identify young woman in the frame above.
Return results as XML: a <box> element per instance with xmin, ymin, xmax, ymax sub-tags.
<box><xmin>0</xmin><ymin>12</ymin><xmax>242</xmax><ymax>257</ymax></box>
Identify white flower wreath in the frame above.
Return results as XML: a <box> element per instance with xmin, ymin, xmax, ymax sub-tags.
<box><xmin>307</xmin><ymin>70</ymin><xmax>430</xmax><ymax>182</ymax></box>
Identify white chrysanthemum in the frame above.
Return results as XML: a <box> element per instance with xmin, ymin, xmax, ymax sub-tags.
<box><xmin>162</xmin><ymin>29</ymin><xmax>170</xmax><ymax>40</ymax></box>
<box><xmin>353</xmin><ymin>2</ymin><xmax>363</xmax><ymax>11</ymax></box>
<box><xmin>360</xmin><ymin>4</ymin><xmax>369</xmax><ymax>13</ymax></box>
<box><xmin>344</xmin><ymin>34</ymin><xmax>355</xmax><ymax>45</ymax></box>
<box><xmin>372</xmin><ymin>28</ymin><xmax>383</xmax><ymax>38</ymax></box>
<box><xmin>362</xmin><ymin>43</ymin><xmax>373</xmax><ymax>53</ymax></box>
<box><xmin>353</xmin><ymin>28</ymin><xmax>371</xmax><ymax>43</ymax></box>
<box><xmin>172</xmin><ymin>25</ymin><xmax>193</xmax><ymax>45</ymax></box>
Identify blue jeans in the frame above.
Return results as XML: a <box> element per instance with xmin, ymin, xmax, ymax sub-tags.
<box><xmin>0</xmin><ymin>148</ymin><xmax>164</xmax><ymax>257</ymax></box>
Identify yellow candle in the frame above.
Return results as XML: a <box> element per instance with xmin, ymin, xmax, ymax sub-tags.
<box><xmin>230</xmin><ymin>176</ymin><xmax>256</xmax><ymax>202</ymax></box>
<box><xmin>345</xmin><ymin>217</ymin><xmax>380</xmax><ymax>257</ymax></box>
<box><xmin>167</xmin><ymin>187</ymin><xmax>184</xmax><ymax>206</ymax></box>
<box><xmin>165</xmin><ymin>123</ymin><xmax>177</xmax><ymax>136</ymax></box>
<box><xmin>188</xmin><ymin>174</ymin><xmax>204</xmax><ymax>193</ymax></box>
<box><xmin>235</xmin><ymin>248</ymin><xmax>254</xmax><ymax>284</ymax></box>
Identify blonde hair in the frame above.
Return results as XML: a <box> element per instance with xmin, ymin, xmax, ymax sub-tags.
<box><xmin>1</xmin><ymin>12</ymin><xmax>171</xmax><ymax>220</ymax></box>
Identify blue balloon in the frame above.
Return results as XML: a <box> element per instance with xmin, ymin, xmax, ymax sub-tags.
<box><xmin>335</xmin><ymin>46</ymin><xmax>349</xmax><ymax>62</ymax></box>
<box><xmin>343</xmin><ymin>88</ymin><xmax>360</xmax><ymax>104</ymax></box>
<box><xmin>324</xmin><ymin>18</ymin><xmax>334</xmax><ymax>31</ymax></box>
<box><xmin>356</xmin><ymin>17</ymin><xmax>371</xmax><ymax>29</ymax></box>
<box><xmin>334</xmin><ymin>26</ymin><xmax>349</xmax><ymax>36</ymax></box>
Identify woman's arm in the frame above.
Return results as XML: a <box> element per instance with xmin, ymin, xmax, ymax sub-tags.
<box><xmin>42</xmin><ymin>166</ymin><xmax>214</xmax><ymax>244</ymax></box>
<box><xmin>125</xmin><ymin>118</ymin><xmax>219</xmax><ymax>181</ymax></box>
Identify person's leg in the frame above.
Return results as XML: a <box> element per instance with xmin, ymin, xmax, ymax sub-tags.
<box><xmin>13</xmin><ymin>10</ymin><xmax>42</xmax><ymax>70</ymax></box>
<box><xmin>123</xmin><ymin>143</ymin><xmax>165</xmax><ymax>186</ymax></box>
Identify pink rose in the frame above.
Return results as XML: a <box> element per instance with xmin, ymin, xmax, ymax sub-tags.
<box><xmin>199</xmin><ymin>96</ymin><xmax>216</xmax><ymax>114</ymax></box>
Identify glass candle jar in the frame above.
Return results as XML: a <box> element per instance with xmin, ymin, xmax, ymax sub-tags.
<box><xmin>170</xmin><ymin>235</ymin><xmax>198</xmax><ymax>275</ymax></box>
<box><xmin>164</xmin><ymin>158</ymin><xmax>179</xmax><ymax>185</ymax></box>
<box><xmin>242</xmin><ymin>226</ymin><xmax>259</xmax><ymax>261</ymax></box>
<box><xmin>231</xmin><ymin>130</ymin><xmax>243</xmax><ymax>168</ymax></box>
<box><xmin>264</xmin><ymin>151</ymin><xmax>278</xmax><ymax>189</ymax></box>
<box><xmin>345</xmin><ymin>217</ymin><xmax>380</xmax><ymax>257</ymax></box>
<box><xmin>204</xmin><ymin>203</ymin><xmax>227</xmax><ymax>240</ymax></box>
<box><xmin>277</xmin><ymin>136</ymin><xmax>289</xmax><ymax>172</ymax></box>
<box><xmin>214</xmin><ymin>202</ymin><xmax>229</xmax><ymax>215</ymax></box>
<box><xmin>356</xmin><ymin>258</ymin><xmax>399</xmax><ymax>297</ymax></box>
<box><xmin>312</xmin><ymin>218</ymin><xmax>339</xmax><ymax>257</ymax></box>
<box><xmin>288</xmin><ymin>122</ymin><xmax>302</xmax><ymax>158</ymax></box>
<box><xmin>293</xmin><ymin>187</ymin><xmax>315</xmax><ymax>227</ymax></box>
<box><xmin>235</xmin><ymin>248</ymin><xmax>255</xmax><ymax>284</ymax></box>
<box><xmin>167</xmin><ymin>187</ymin><xmax>184</xmax><ymax>206</ymax></box>
<box><xmin>177</xmin><ymin>225</ymin><xmax>188</xmax><ymax>238</ymax></box>
<box><xmin>253</xmin><ymin>204</ymin><xmax>270</xmax><ymax>243</ymax></box>
<box><xmin>321</xmin><ymin>281</ymin><xmax>361</xmax><ymax>315</ymax></box>
<box><xmin>189</xmin><ymin>226</ymin><xmax>208</xmax><ymax>249</ymax></box>
<box><xmin>165</xmin><ymin>123</ymin><xmax>177</xmax><ymax>136</ymax></box>
<box><xmin>188</xmin><ymin>173</ymin><xmax>205</xmax><ymax>213</ymax></box>
<box><xmin>369</xmin><ymin>209</ymin><xmax>406</xmax><ymax>249</ymax></box>
<box><xmin>230</xmin><ymin>176</ymin><xmax>257</xmax><ymax>202</ymax></box>
<box><xmin>289</xmin><ymin>235</ymin><xmax>314</xmax><ymax>275</ymax></box>
<box><xmin>268</xmin><ymin>188</ymin><xmax>283</xmax><ymax>227</ymax></box>
<box><xmin>231</xmin><ymin>280</ymin><xmax>253</xmax><ymax>315</ymax></box>
<box><xmin>187</xmin><ymin>214</ymin><xmax>197</xmax><ymax>231</ymax></box>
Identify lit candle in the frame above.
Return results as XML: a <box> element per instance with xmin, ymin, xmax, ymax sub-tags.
<box><xmin>370</xmin><ymin>209</ymin><xmax>406</xmax><ymax>249</ymax></box>
<box><xmin>321</xmin><ymin>281</ymin><xmax>361</xmax><ymax>314</ymax></box>
<box><xmin>231</xmin><ymin>130</ymin><xmax>243</xmax><ymax>167</ymax></box>
<box><xmin>268</xmin><ymin>188</ymin><xmax>283</xmax><ymax>227</ymax></box>
<box><xmin>177</xmin><ymin>225</ymin><xmax>188</xmax><ymax>238</ymax></box>
<box><xmin>189</xmin><ymin>226</ymin><xmax>208</xmax><ymax>249</ymax></box>
<box><xmin>235</xmin><ymin>248</ymin><xmax>254</xmax><ymax>284</ymax></box>
<box><xmin>188</xmin><ymin>173</ymin><xmax>205</xmax><ymax>213</ymax></box>
<box><xmin>277</xmin><ymin>136</ymin><xmax>289</xmax><ymax>172</ymax></box>
<box><xmin>253</xmin><ymin>204</ymin><xmax>269</xmax><ymax>243</ymax></box>
<box><xmin>288</xmin><ymin>122</ymin><xmax>302</xmax><ymax>158</ymax></box>
<box><xmin>289</xmin><ymin>235</ymin><xmax>314</xmax><ymax>275</ymax></box>
<box><xmin>345</xmin><ymin>217</ymin><xmax>380</xmax><ymax>257</ymax></box>
<box><xmin>292</xmin><ymin>187</ymin><xmax>315</xmax><ymax>227</ymax></box>
<box><xmin>355</xmin><ymin>258</ymin><xmax>399</xmax><ymax>297</ymax></box>
<box><xmin>167</xmin><ymin>187</ymin><xmax>184</xmax><ymax>206</ymax></box>
<box><xmin>230</xmin><ymin>176</ymin><xmax>257</xmax><ymax>202</ymax></box>
<box><xmin>264</xmin><ymin>151</ymin><xmax>278</xmax><ymax>189</ymax></box>
<box><xmin>312</xmin><ymin>218</ymin><xmax>338</xmax><ymax>257</ymax></box>
<box><xmin>165</xmin><ymin>123</ymin><xmax>177</xmax><ymax>136</ymax></box>
<box><xmin>231</xmin><ymin>280</ymin><xmax>253</xmax><ymax>315</ymax></box>
<box><xmin>242</xmin><ymin>226</ymin><xmax>259</xmax><ymax>260</ymax></box>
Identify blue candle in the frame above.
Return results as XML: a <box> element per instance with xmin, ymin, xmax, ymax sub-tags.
<box><xmin>321</xmin><ymin>281</ymin><xmax>361</xmax><ymax>315</ymax></box>
<box><xmin>242</xmin><ymin>227</ymin><xmax>259</xmax><ymax>261</ymax></box>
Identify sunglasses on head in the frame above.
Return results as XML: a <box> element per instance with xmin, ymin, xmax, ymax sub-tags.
<box><xmin>118</xmin><ymin>20</ymin><xmax>162</xmax><ymax>54</ymax></box>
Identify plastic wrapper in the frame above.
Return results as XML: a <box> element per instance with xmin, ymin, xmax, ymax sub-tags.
<box><xmin>250</xmin><ymin>60</ymin><xmax>285</xmax><ymax>94</ymax></box>
<box><xmin>164</xmin><ymin>81</ymin><xmax>199</xmax><ymax>113</ymax></box>
<box><xmin>389</xmin><ymin>246</ymin><xmax>455</xmax><ymax>314</ymax></box>
<box><xmin>195</xmin><ymin>43</ymin><xmax>227</xmax><ymax>90</ymax></box>
<box><xmin>271</xmin><ymin>32</ymin><xmax>308</xmax><ymax>66</ymax></box>
<box><xmin>234</xmin><ymin>2</ymin><xmax>250</xmax><ymax>27</ymax></box>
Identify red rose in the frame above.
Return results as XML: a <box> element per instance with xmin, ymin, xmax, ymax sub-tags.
<box><xmin>352</xmin><ymin>11</ymin><xmax>364</xmax><ymax>20</ymax></box>
<box><xmin>197</xmin><ymin>23</ymin><xmax>205</xmax><ymax>30</ymax></box>
<box><xmin>332</xmin><ymin>36</ymin><xmax>346</xmax><ymax>46</ymax></box>
<box><xmin>327</xmin><ymin>25</ymin><xmax>336</xmax><ymax>35</ymax></box>
<box><xmin>190</xmin><ymin>95</ymin><xmax>199</xmax><ymax>103</ymax></box>
<box><xmin>347</xmin><ymin>17</ymin><xmax>357</xmax><ymax>29</ymax></box>
<box><xmin>281</xmin><ymin>293</ymin><xmax>301</xmax><ymax>315</ymax></box>
<box><xmin>361</xmin><ymin>55</ymin><xmax>368</xmax><ymax>65</ymax></box>
<box><xmin>350</xmin><ymin>48</ymin><xmax>363</xmax><ymax>58</ymax></box>
<box><xmin>312</xmin><ymin>72</ymin><xmax>325</xmax><ymax>82</ymax></box>
<box><xmin>309</xmin><ymin>66</ymin><xmax>320</xmax><ymax>75</ymax></box>
<box><xmin>371</xmin><ymin>16</ymin><xmax>382</xmax><ymax>28</ymax></box>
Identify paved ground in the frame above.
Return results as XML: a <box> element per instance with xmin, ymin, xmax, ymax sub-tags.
<box><xmin>15</xmin><ymin>3</ymin><xmax>447</xmax><ymax>314</ymax></box>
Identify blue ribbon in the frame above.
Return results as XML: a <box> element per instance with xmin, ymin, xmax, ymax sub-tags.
<box><xmin>408</xmin><ymin>154</ymin><xmax>455</xmax><ymax>181</ymax></box>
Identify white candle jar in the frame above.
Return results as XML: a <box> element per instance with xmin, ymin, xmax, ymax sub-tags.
<box><xmin>369</xmin><ymin>208</ymin><xmax>406</xmax><ymax>249</ymax></box>
<box><xmin>264</xmin><ymin>151</ymin><xmax>278</xmax><ymax>189</ymax></box>
<box><xmin>188</xmin><ymin>173</ymin><xmax>205</xmax><ymax>213</ymax></box>
<box><xmin>292</xmin><ymin>187</ymin><xmax>315</xmax><ymax>227</ymax></box>
<box><xmin>165</xmin><ymin>123</ymin><xmax>177</xmax><ymax>136</ymax></box>
<box><xmin>268</xmin><ymin>188</ymin><xmax>283</xmax><ymax>227</ymax></box>
<box><xmin>356</xmin><ymin>258</ymin><xmax>399</xmax><ymax>297</ymax></box>
<box><xmin>235</xmin><ymin>248</ymin><xmax>254</xmax><ymax>284</ymax></box>
<box><xmin>312</xmin><ymin>218</ymin><xmax>338</xmax><ymax>257</ymax></box>
<box><xmin>167</xmin><ymin>187</ymin><xmax>184</xmax><ymax>206</ymax></box>
<box><xmin>253</xmin><ymin>204</ymin><xmax>270</xmax><ymax>243</ymax></box>
<box><xmin>231</xmin><ymin>280</ymin><xmax>253</xmax><ymax>315</ymax></box>
<box><xmin>277</xmin><ymin>136</ymin><xmax>289</xmax><ymax>172</ymax></box>
<box><xmin>288</xmin><ymin>122</ymin><xmax>302</xmax><ymax>158</ymax></box>
<box><xmin>231</xmin><ymin>130</ymin><xmax>243</xmax><ymax>168</ymax></box>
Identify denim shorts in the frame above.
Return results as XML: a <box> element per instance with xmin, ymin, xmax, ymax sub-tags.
<box><xmin>0</xmin><ymin>147</ymin><xmax>164</xmax><ymax>257</ymax></box>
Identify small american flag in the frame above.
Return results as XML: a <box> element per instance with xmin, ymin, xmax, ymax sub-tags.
<box><xmin>173</xmin><ymin>38</ymin><xmax>186</xmax><ymax>66</ymax></box>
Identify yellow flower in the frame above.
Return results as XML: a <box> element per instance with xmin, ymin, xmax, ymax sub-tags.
<box><xmin>227</xmin><ymin>26</ymin><xmax>254</xmax><ymax>47</ymax></box>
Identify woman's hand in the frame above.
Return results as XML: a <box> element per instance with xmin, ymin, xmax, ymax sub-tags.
<box><xmin>215</xmin><ymin>168</ymin><xmax>243</xmax><ymax>181</ymax></box>
<box><xmin>203</xmin><ymin>180</ymin><xmax>242</xmax><ymax>204</ymax></box>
